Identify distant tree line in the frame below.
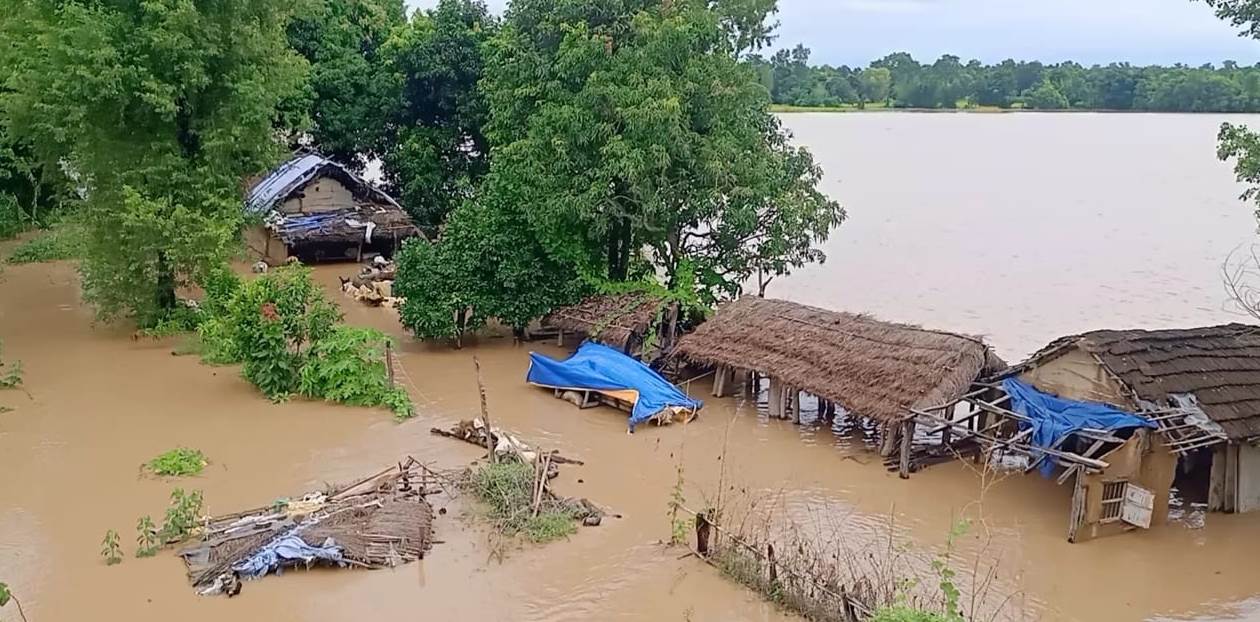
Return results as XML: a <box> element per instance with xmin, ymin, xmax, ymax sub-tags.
<box><xmin>750</xmin><ymin>47</ymin><xmax>1260</xmax><ymax>112</ymax></box>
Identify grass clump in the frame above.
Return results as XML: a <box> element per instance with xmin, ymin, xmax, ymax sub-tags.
<box><xmin>146</xmin><ymin>448</ymin><xmax>207</xmax><ymax>477</ymax></box>
<box><xmin>5</xmin><ymin>224</ymin><xmax>82</xmax><ymax>264</ymax></box>
<box><xmin>0</xmin><ymin>340</ymin><xmax>21</xmax><ymax>389</ymax></box>
<box><xmin>871</xmin><ymin>606</ymin><xmax>955</xmax><ymax>622</ymax></box>
<box><xmin>470</xmin><ymin>459</ymin><xmax>579</xmax><ymax>544</ymax></box>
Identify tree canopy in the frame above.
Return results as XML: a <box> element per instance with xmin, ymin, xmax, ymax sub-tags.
<box><xmin>1</xmin><ymin>0</ymin><xmax>306</xmax><ymax>324</ymax></box>
<box><xmin>394</xmin><ymin>0</ymin><xmax>844</xmax><ymax>342</ymax></box>
<box><xmin>749</xmin><ymin>48</ymin><xmax>1260</xmax><ymax>112</ymax></box>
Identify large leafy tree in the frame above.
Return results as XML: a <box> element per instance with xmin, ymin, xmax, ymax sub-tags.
<box><xmin>2</xmin><ymin>0</ymin><xmax>306</xmax><ymax>325</ymax></box>
<box><xmin>286</xmin><ymin>0</ymin><xmax>406</xmax><ymax>164</ymax></box>
<box><xmin>1205</xmin><ymin>0</ymin><xmax>1260</xmax><ymax>217</ymax></box>
<box><xmin>378</xmin><ymin>0</ymin><xmax>496</xmax><ymax>228</ymax></box>
<box><xmin>480</xmin><ymin>0</ymin><xmax>843</xmax><ymax>295</ymax></box>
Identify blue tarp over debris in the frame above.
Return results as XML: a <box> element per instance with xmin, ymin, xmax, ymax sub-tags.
<box><xmin>231</xmin><ymin>532</ymin><xmax>345</xmax><ymax>580</ymax></box>
<box><xmin>527</xmin><ymin>341</ymin><xmax>702</xmax><ymax>430</ymax></box>
<box><xmin>1002</xmin><ymin>378</ymin><xmax>1157</xmax><ymax>477</ymax></box>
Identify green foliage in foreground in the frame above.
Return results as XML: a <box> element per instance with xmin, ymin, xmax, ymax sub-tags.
<box><xmin>470</xmin><ymin>460</ymin><xmax>578</xmax><ymax>543</ymax></box>
<box><xmin>146</xmin><ymin>448</ymin><xmax>208</xmax><ymax>477</ymax></box>
<box><xmin>135</xmin><ymin>516</ymin><xmax>160</xmax><ymax>558</ymax></box>
<box><xmin>870</xmin><ymin>607</ymin><xmax>954</xmax><ymax>622</ymax></box>
<box><xmin>0</xmin><ymin>581</ymin><xmax>9</xmax><ymax>606</ymax></box>
<box><xmin>5</xmin><ymin>224</ymin><xmax>82</xmax><ymax>264</ymax></box>
<box><xmin>160</xmin><ymin>489</ymin><xmax>204</xmax><ymax>542</ymax></box>
<box><xmin>299</xmin><ymin>326</ymin><xmax>414</xmax><ymax>420</ymax></box>
<box><xmin>0</xmin><ymin>340</ymin><xmax>21</xmax><ymax>389</ymax></box>
<box><xmin>101</xmin><ymin>530</ymin><xmax>122</xmax><ymax>565</ymax></box>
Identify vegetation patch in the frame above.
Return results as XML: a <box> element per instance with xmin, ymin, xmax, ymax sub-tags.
<box><xmin>468</xmin><ymin>459</ymin><xmax>580</xmax><ymax>544</ymax></box>
<box><xmin>5</xmin><ymin>224</ymin><xmax>82</xmax><ymax>264</ymax></box>
<box><xmin>146</xmin><ymin>448</ymin><xmax>208</xmax><ymax>477</ymax></box>
<box><xmin>0</xmin><ymin>340</ymin><xmax>21</xmax><ymax>389</ymax></box>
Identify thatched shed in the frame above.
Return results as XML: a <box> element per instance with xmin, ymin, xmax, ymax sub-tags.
<box><xmin>1011</xmin><ymin>324</ymin><xmax>1260</xmax><ymax>514</ymax></box>
<box><xmin>544</xmin><ymin>292</ymin><xmax>677</xmax><ymax>355</ymax></box>
<box><xmin>243</xmin><ymin>153</ymin><xmax>420</xmax><ymax>264</ymax></box>
<box><xmin>673</xmin><ymin>297</ymin><xmax>1004</xmax><ymax>433</ymax></box>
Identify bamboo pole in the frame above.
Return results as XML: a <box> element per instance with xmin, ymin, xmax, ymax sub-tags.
<box><xmin>899</xmin><ymin>417</ymin><xmax>915</xmax><ymax>479</ymax></box>
<box><xmin>473</xmin><ymin>356</ymin><xmax>496</xmax><ymax>464</ymax></box>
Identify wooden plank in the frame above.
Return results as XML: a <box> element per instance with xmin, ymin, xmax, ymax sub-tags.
<box><xmin>899</xmin><ymin>418</ymin><xmax>915</xmax><ymax>479</ymax></box>
<box><xmin>1067</xmin><ymin>469</ymin><xmax>1087</xmax><ymax>543</ymax></box>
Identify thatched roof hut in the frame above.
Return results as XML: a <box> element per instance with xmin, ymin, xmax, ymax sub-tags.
<box><xmin>673</xmin><ymin>297</ymin><xmax>1004</xmax><ymax>422</ymax></box>
<box><xmin>1011</xmin><ymin>324</ymin><xmax>1260</xmax><ymax>441</ymax></box>
<box><xmin>544</xmin><ymin>292</ymin><xmax>673</xmax><ymax>353</ymax></box>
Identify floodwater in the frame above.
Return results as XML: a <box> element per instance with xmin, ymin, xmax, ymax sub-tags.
<box><xmin>3</xmin><ymin>113</ymin><xmax>1260</xmax><ymax>622</ymax></box>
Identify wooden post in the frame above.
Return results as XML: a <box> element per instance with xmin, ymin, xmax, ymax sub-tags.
<box><xmin>767</xmin><ymin>378</ymin><xmax>783</xmax><ymax>419</ymax></box>
<box><xmin>767</xmin><ymin>543</ymin><xmax>778</xmax><ymax>586</ymax></box>
<box><xmin>473</xmin><ymin>356</ymin><xmax>496</xmax><ymax>464</ymax></box>
<box><xmin>695</xmin><ymin>511</ymin><xmax>712</xmax><ymax>557</ymax></box>
<box><xmin>386</xmin><ymin>341</ymin><xmax>395</xmax><ymax>389</ymax></box>
<box><xmin>879</xmin><ymin>420</ymin><xmax>900</xmax><ymax>457</ymax></box>
<box><xmin>791</xmin><ymin>390</ymin><xmax>802</xmax><ymax>424</ymax></box>
<box><xmin>712</xmin><ymin>365</ymin><xmax>729</xmax><ymax>398</ymax></box>
<box><xmin>940</xmin><ymin>405</ymin><xmax>953</xmax><ymax>448</ymax></box>
<box><xmin>557</xmin><ymin>329</ymin><xmax>564</xmax><ymax>347</ymax></box>
<box><xmin>1067</xmin><ymin>467</ymin><xmax>1086</xmax><ymax>543</ymax></box>
<box><xmin>899</xmin><ymin>417</ymin><xmax>915</xmax><ymax>479</ymax></box>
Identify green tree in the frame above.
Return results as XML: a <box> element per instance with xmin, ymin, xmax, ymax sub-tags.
<box><xmin>1203</xmin><ymin>0</ymin><xmax>1260</xmax><ymax>220</ymax></box>
<box><xmin>378</xmin><ymin>0</ymin><xmax>496</xmax><ymax>227</ymax></box>
<box><xmin>858</xmin><ymin>67</ymin><xmax>893</xmax><ymax>107</ymax></box>
<box><xmin>1023</xmin><ymin>79</ymin><xmax>1069</xmax><ymax>109</ymax></box>
<box><xmin>1</xmin><ymin>0</ymin><xmax>306</xmax><ymax>326</ymax></box>
<box><xmin>480</xmin><ymin>0</ymin><xmax>842</xmax><ymax>298</ymax></box>
<box><xmin>286</xmin><ymin>0</ymin><xmax>406</xmax><ymax>164</ymax></box>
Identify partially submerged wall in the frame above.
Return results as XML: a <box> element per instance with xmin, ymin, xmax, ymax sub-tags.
<box><xmin>243</xmin><ymin>225</ymin><xmax>289</xmax><ymax>266</ymax></box>
<box><xmin>1017</xmin><ymin>346</ymin><xmax>1132</xmax><ymax>406</ymax></box>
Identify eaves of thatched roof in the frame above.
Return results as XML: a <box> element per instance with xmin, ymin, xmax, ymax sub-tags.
<box><xmin>543</xmin><ymin>292</ymin><xmax>668</xmax><ymax>349</ymax></box>
<box><xmin>1015</xmin><ymin>324</ymin><xmax>1260</xmax><ymax>441</ymax></box>
<box><xmin>673</xmin><ymin>297</ymin><xmax>1004</xmax><ymax>423</ymax></box>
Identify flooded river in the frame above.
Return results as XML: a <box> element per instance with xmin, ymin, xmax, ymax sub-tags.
<box><xmin>4</xmin><ymin>113</ymin><xmax>1260</xmax><ymax>621</ymax></box>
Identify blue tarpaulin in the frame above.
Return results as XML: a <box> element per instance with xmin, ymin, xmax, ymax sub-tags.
<box><xmin>1002</xmin><ymin>378</ymin><xmax>1156</xmax><ymax>477</ymax></box>
<box><xmin>232</xmin><ymin>532</ymin><xmax>345</xmax><ymax>580</ymax></box>
<box><xmin>527</xmin><ymin>341</ymin><xmax>703</xmax><ymax>430</ymax></box>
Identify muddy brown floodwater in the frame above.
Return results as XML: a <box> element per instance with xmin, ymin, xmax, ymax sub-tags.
<box><xmin>5</xmin><ymin>114</ymin><xmax>1260</xmax><ymax>622</ymax></box>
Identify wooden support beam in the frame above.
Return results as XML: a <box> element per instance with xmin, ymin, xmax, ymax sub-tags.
<box><xmin>712</xmin><ymin>365</ymin><xmax>729</xmax><ymax>398</ymax></box>
<box><xmin>911</xmin><ymin>409</ymin><xmax>1109</xmax><ymax>471</ymax></box>
<box><xmin>899</xmin><ymin>417</ymin><xmax>915</xmax><ymax>479</ymax></box>
<box><xmin>767</xmin><ymin>378</ymin><xmax>783</xmax><ymax>419</ymax></box>
<box><xmin>791</xmin><ymin>390</ymin><xmax>802</xmax><ymax>424</ymax></box>
<box><xmin>1067</xmin><ymin>468</ymin><xmax>1086</xmax><ymax>543</ymax></box>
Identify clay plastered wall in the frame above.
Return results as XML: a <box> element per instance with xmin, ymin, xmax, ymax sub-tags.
<box><xmin>243</xmin><ymin>225</ymin><xmax>289</xmax><ymax>265</ymax></box>
<box><xmin>1078</xmin><ymin>432</ymin><xmax>1176</xmax><ymax>541</ymax></box>
<box><xmin>1017</xmin><ymin>346</ymin><xmax>1134</xmax><ymax>408</ymax></box>
<box><xmin>279</xmin><ymin>177</ymin><xmax>354</xmax><ymax>214</ymax></box>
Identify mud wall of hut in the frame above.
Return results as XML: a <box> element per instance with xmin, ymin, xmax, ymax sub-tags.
<box><xmin>1076</xmin><ymin>432</ymin><xmax>1176</xmax><ymax>542</ymax></box>
<box><xmin>280</xmin><ymin>177</ymin><xmax>354</xmax><ymax>214</ymax></box>
<box><xmin>244</xmin><ymin>225</ymin><xmax>290</xmax><ymax>266</ymax></box>
<box><xmin>1017</xmin><ymin>347</ymin><xmax>1132</xmax><ymax>407</ymax></box>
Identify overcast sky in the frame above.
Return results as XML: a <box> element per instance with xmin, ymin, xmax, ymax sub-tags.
<box><xmin>405</xmin><ymin>0</ymin><xmax>1260</xmax><ymax>66</ymax></box>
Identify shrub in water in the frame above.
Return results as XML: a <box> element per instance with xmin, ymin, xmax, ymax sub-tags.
<box><xmin>146</xmin><ymin>448</ymin><xmax>207</xmax><ymax>477</ymax></box>
<box><xmin>299</xmin><ymin>326</ymin><xmax>413</xmax><ymax>419</ymax></box>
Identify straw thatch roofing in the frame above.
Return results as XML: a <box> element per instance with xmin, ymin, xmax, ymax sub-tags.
<box><xmin>1015</xmin><ymin>324</ymin><xmax>1260</xmax><ymax>441</ymax></box>
<box><xmin>544</xmin><ymin>292</ymin><xmax>668</xmax><ymax>349</ymax></box>
<box><xmin>673</xmin><ymin>297</ymin><xmax>1005</xmax><ymax>422</ymax></box>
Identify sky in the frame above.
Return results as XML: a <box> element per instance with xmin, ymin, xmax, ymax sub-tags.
<box><xmin>405</xmin><ymin>0</ymin><xmax>1260</xmax><ymax>67</ymax></box>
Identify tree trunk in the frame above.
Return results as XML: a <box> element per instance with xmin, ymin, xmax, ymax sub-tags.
<box><xmin>155</xmin><ymin>251</ymin><xmax>177</xmax><ymax>315</ymax></box>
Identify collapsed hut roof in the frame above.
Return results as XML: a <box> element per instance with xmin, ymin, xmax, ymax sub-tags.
<box><xmin>673</xmin><ymin>297</ymin><xmax>1005</xmax><ymax>422</ymax></box>
<box><xmin>1013</xmin><ymin>324</ymin><xmax>1260</xmax><ymax>441</ymax></box>
<box><xmin>544</xmin><ymin>292</ymin><xmax>669</xmax><ymax>348</ymax></box>
<box><xmin>246</xmin><ymin>153</ymin><xmax>401</xmax><ymax>215</ymax></box>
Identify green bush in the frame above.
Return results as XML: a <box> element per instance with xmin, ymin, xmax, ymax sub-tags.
<box><xmin>870</xmin><ymin>607</ymin><xmax>954</xmax><ymax>622</ymax></box>
<box><xmin>0</xmin><ymin>194</ymin><xmax>23</xmax><ymax>240</ymax></box>
<box><xmin>471</xmin><ymin>459</ymin><xmax>579</xmax><ymax>543</ymax></box>
<box><xmin>299</xmin><ymin>326</ymin><xmax>413</xmax><ymax>419</ymax></box>
<box><xmin>5</xmin><ymin>223</ymin><xmax>82</xmax><ymax>264</ymax></box>
<box><xmin>146</xmin><ymin>448</ymin><xmax>207</xmax><ymax>477</ymax></box>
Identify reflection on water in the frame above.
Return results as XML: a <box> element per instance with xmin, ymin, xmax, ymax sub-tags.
<box><xmin>4</xmin><ymin>114</ymin><xmax>1260</xmax><ymax>622</ymax></box>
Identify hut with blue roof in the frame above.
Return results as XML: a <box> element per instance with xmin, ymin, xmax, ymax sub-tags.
<box><xmin>243</xmin><ymin>153</ymin><xmax>420</xmax><ymax>264</ymax></box>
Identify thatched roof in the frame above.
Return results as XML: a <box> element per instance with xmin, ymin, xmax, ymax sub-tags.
<box><xmin>673</xmin><ymin>297</ymin><xmax>1004</xmax><ymax>422</ymax></box>
<box><xmin>1016</xmin><ymin>324</ymin><xmax>1260</xmax><ymax>441</ymax></box>
<box><xmin>544</xmin><ymin>292</ymin><xmax>668</xmax><ymax>349</ymax></box>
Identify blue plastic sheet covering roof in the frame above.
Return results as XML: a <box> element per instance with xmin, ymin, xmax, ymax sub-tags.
<box><xmin>527</xmin><ymin>341</ymin><xmax>703</xmax><ymax>430</ymax></box>
<box><xmin>1002</xmin><ymin>378</ymin><xmax>1156</xmax><ymax>477</ymax></box>
<box><xmin>232</xmin><ymin>532</ymin><xmax>345</xmax><ymax>580</ymax></box>
<box><xmin>245</xmin><ymin>153</ymin><xmax>400</xmax><ymax>215</ymax></box>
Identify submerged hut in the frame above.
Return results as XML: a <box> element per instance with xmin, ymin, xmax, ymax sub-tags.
<box><xmin>544</xmin><ymin>292</ymin><xmax>680</xmax><ymax>357</ymax></box>
<box><xmin>244</xmin><ymin>153</ymin><xmax>420</xmax><ymax>264</ymax></box>
<box><xmin>672</xmin><ymin>297</ymin><xmax>1004</xmax><ymax>455</ymax></box>
<box><xmin>1009</xmin><ymin>325</ymin><xmax>1255</xmax><ymax>522</ymax></box>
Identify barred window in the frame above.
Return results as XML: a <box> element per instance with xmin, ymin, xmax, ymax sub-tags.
<box><xmin>1100</xmin><ymin>481</ymin><xmax>1128</xmax><ymax>523</ymax></box>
